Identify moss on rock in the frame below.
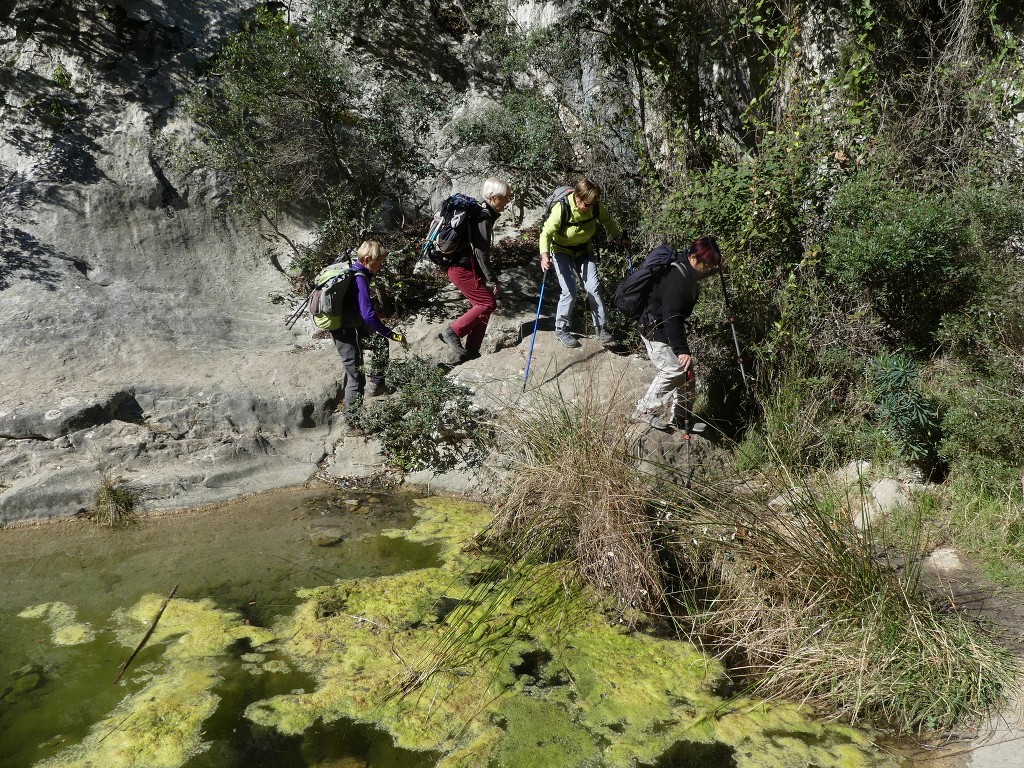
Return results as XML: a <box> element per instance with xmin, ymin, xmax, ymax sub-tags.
<box><xmin>247</xmin><ymin>495</ymin><xmax>898</xmax><ymax>768</ymax></box>
<box><xmin>17</xmin><ymin>495</ymin><xmax>900</xmax><ymax>768</ymax></box>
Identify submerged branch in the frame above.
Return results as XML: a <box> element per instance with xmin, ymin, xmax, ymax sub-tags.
<box><xmin>113</xmin><ymin>584</ymin><xmax>179</xmax><ymax>686</ymax></box>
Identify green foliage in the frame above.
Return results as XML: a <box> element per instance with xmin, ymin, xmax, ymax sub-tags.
<box><xmin>350</xmin><ymin>357</ymin><xmax>489</xmax><ymax>472</ymax></box>
<box><xmin>936</xmin><ymin>371</ymin><xmax>1024</xmax><ymax>471</ymax></box>
<box><xmin>361</xmin><ymin>332</ymin><xmax>390</xmax><ymax>382</ymax></box>
<box><xmin>917</xmin><ymin>454</ymin><xmax>1024</xmax><ymax>588</ymax></box>
<box><xmin>52</xmin><ymin>63</ymin><xmax>71</xmax><ymax>89</ymax></box>
<box><xmin>869</xmin><ymin>352</ymin><xmax>942</xmax><ymax>472</ymax></box>
<box><xmin>180</xmin><ymin>7</ymin><xmax>426</xmax><ymax>275</ymax></box>
<box><xmin>824</xmin><ymin>175</ymin><xmax>978</xmax><ymax>350</ymax></box>
<box><xmin>936</xmin><ymin>261</ymin><xmax>1024</xmax><ymax>369</ymax></box>
<box><xmin>453</xmin><ymin>90</ymin><xmax>574</xmax><ymax>197</ymax></box>
<box><xmin>433</xmin><ymin>0</ymin><xmax>508</xmax><ymax>37</ymax></box>
<box><xmin>752</xmin><ymin>356</ymin><xmax>864</xmax><ymax>470</ymax></box>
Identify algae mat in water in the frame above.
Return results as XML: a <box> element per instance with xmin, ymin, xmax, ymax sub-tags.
<box><xmin>246</xmin><ymin>496</ymin><xmax>902</xmax><ymax>768</ymax></box>
<box><xmin>4</xmin><ymin>493</ymin><xmax>901</xmax><ymax>767</ymax></box>
<box><xmin>0</xmin><ymin>486</ymin><xmax>440</xmax><ymax>768</ymax></box>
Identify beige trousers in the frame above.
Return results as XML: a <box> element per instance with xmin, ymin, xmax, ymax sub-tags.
<box><xmin>635</xmin><ymin>336</ymin><xmax>696</xmax><ymax>426</ymax></box>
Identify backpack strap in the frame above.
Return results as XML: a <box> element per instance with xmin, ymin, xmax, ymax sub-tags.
<box><xmin>558</xmin><ymin>198</ymin><xmax>570</xmax><ymax>234</ymax></box>
<box><xmin>557</xmin><ymin>197</ymin><xmax>597</xmax><ymax>236</ymax></box>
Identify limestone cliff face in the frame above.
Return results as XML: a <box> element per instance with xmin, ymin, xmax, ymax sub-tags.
<box><xmin>0</xmin><ymin>0</ymin><xmax>802</xmax><ymax>521</ymax></box>
<box><xmin>0</xmin><ymin>0</ymin><xmax>554</xmax><ymax>521</ymax></box>
<box><xmin>0</xmin><ymin>0</ymin><xmax>347</xmax><ymax>521</ymax></box>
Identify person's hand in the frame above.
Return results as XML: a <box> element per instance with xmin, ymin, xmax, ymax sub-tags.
<box><xmin>390</xmin><ymin>331</ymin><xmax>408</xmax><ymax>348</ymax></box>
<box><xmin>677</xmin><ymin>353</ymin><xmax>692</xmax><ymax>372</ymax></box>
<box><xmin>540</xmin><ymin>253</ymin><xmax>551</xmax><ymax>272</ymax></box>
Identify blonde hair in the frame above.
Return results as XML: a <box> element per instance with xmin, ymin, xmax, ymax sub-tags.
<box><xmin>574</xmin><ymin>178</ymin><xmax>601</xmax><ymax>206</ymax></box>
<box><xmin>356</xmin><ymin>239</ymin><xmax>386</xmax><ymax>264</ymax></box>
<box><xmin>481</xmin><ymin>177</ymin><xmax>511</xmax><ymax>201</ymax></box>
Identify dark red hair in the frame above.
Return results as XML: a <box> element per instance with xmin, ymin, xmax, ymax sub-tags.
<box><xmin>689</xmin><ymin>236</ymin><xmax>722</xmax><ymax>269</ymax></box>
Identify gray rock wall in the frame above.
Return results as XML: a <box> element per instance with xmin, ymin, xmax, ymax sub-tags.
<box><xmin>0</xmin><ymin>0</ymin><xmax>349</xmax><ymax>522</ymax></box>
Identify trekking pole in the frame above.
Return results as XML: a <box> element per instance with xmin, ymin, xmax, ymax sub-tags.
<box><xmin>719</xmin><ymin>268</ymin><xmax>750</xmax><ymax>390</ymax></box>
<box><xmin>522</xmin><ymin>271</ymin><xmax>548</xmax><ymax>392</ymax></box>
<box><xmin>682</xmin><ymin>417</ymin><xmax>693</xmax><ymax>489</ymax></box>
<box><xmin>285</xmin><ymin>292</ymin><xmax>313</xmax><ymax>330</ymax></box>
<box><xmin>682</xmin><ymin>367</ymin><xmax>696</xmax><ymax>488</ymax></box>
<box><xmin>421</xmin><ymin>217</ymin><xmax>442</xmax><ymax>262</ymax></box>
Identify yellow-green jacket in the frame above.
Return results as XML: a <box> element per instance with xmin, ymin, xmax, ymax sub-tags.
<box><xmin>539</xmin><ymin>195</ymin><xmax>622</xmax><ymax>255</ymax></box>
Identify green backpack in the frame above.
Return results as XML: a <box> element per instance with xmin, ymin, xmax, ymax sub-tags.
<box><xmin>309</xmin><ymin>262</ymin><xmax>356</xmax><ymax>331</ymax></box>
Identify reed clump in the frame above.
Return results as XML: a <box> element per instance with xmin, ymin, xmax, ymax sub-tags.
<box><xmin>487</xmin><ymin>389</ymin><xmax>1013</xmax><ymax>733</ymax></box>
<box><xmin>487</xmin><ymin>387</ymin><xmax>661</xmax><ymax>619</ymax></box>
<box><xmin>89</xmin><ymin>466</ymin><xmax>142</xmax><ymax>528</ymax></box>
<box><xmin>652</xmin><ymin>463</ymin><xmax>1014</xmax><ymax>733</ymax></box>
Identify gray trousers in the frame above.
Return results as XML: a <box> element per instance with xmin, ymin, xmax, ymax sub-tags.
<box><xmin>551</xmin><ymin>251</ymin><xmax>607</xmax><ymax>332</ymax></box>
<box><xmin>331</xmin><ymin>327</ymin><xmax>365</xmax><ymax>406</ymax></box>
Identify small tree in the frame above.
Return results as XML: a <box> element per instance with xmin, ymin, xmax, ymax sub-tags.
<box><xmin>181</xmin><ymin>7</ymin><xmax>427</xmax><ymax>276</ymax></box>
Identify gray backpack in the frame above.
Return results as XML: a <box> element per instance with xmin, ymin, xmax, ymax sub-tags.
<box><xmin>542</xmin><ymin>185</ymin><xmax>599</xmax><ymax>235</ymax></box>
<box><xmin>309</xmin><ymin>262</ymin><xmax>356</xmax><ymax>331</ymax></box>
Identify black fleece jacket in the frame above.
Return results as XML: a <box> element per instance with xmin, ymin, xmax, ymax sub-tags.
<box><xmin>448</xmin><ymin>202</ymin><xmax>501</xmax><ymax>284</ymax></box>
<box><xmin>643</xmin><ymin>256</ymin><xmax>700</xmax><ymax>356</ymax></box>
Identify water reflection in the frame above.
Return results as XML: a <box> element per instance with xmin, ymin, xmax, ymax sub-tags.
<box><xmin>0</xmin><ymin>486</ymin><xmax>441</xmax><ymax>768</ymax></box>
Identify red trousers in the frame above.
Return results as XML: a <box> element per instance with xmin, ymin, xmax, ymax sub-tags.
<box><xmin>446</xmin><ymin>264</ymin><xmax>497</xmax><ymax>354</ymax></box>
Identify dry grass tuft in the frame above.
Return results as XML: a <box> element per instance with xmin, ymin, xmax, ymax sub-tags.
<box><xmin>89</xmin><ymin>466</ymin><xmax>142</xmax><ymax>528</ymax></box>
<box><xmin>487</xmin><ymin>386</ymin><xmax>664</xmax><ymax>619</ymax></box>
<box><xmin>659</xmin><ymin>459</ymin><xmax>1013</xmax><ymax>732</ymax></box>
<box><xmin>474</xmin><ymin>384</ymin><xmax>1011</xmax><ymax>734</ymax></box>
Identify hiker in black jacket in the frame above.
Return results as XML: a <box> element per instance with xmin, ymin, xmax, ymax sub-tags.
<box><xmin>437</xmin><ymin>177</ymin><xmax>512</xmax><ymax>362</ymax></box>
<box><xmin>632</xmin><ymin>236</ymin><xmax>723</xmax><ymax>433</ymax></box>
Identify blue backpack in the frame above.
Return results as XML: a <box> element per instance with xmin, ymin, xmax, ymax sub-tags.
<box><xmin>612</xmin><ymin>245</ymin><xmax>686</xmax><ymax>320</ymax></box>
<box><xmin>422</xmin><ymin>194</ymin><xmax>481</xmax><ymax>266</ymax></box>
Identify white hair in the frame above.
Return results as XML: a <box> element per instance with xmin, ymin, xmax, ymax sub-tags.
<box><xmin>481</xmin><ymin>177</ymin><xmax>511</xmax><ymax>201</ymax></box>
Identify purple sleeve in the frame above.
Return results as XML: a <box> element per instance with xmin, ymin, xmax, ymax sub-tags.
<box><xmin>355</xmin><ymin>273</ymin><xmax>393</xmax><ymax>337</ymax></box>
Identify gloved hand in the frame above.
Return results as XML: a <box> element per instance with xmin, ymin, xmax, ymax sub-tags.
<box><xmin>389</xmin><ymin>332</ymin><xmax>408</xmax><ymax>348</ymax></box>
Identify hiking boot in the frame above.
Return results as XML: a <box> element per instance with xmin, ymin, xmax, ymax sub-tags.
<box><xmin>632</xmin><ymin>411</ymin><xmax>674</xmax><ymax>432</ymax></box>
<box><xmin>438</xmin><ymin>326</ymin><xmax>466</xmax><ymax>357</ymax></box>
<box><xmin>554</xmin><ymin>328</ymin><xmax>581</xmax><ymax>348</ymax></box>
<box><xmin>674</xmin><ymin>418</ymin><xmax>707</xmax><ymax>434</ymax></box>
<box><xmin>596</xmin><ymin>326</ymin><xmax>614</xmax><ymax>344</ymax></box>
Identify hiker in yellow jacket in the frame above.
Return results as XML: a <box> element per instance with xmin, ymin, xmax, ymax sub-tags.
<box><xmin>539</xmin><ymin>179</ymin><xmax>630</xmax><ymax>348</ymax></box>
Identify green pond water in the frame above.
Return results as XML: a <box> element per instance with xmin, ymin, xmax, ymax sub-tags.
<box><xmin>0</xmin><ymin>486</ymin><xmax>441</xmax><ymax>768</ymax></box>
<box><xmin>0</xmin><ymin>487</ymin><xmax>911</xmax><ymax>768</ymax></box>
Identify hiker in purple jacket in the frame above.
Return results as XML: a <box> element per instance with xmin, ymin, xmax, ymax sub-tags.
<box><xmin>332</xmin><ymin>240</ymin><xmax>406</xmax><ymax>411</ymax></box>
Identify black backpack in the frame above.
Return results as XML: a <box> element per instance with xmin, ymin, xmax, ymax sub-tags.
<box><xmin>612</xmin><ymin>245</ymin><xmax>686</xmax><ymax>320</ymax></box>
<box><xmin>422</xmin><ymin>194</ymin><xmax>481</xmax><ymax>266</ymax></box>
